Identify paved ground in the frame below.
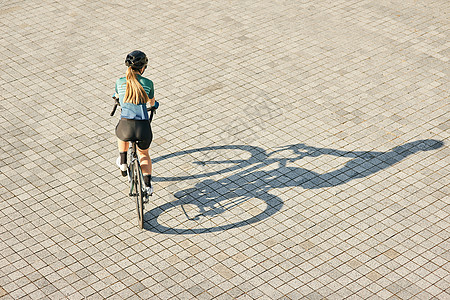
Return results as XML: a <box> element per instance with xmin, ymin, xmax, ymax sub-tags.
<box><xmin>1</xmin><ymin>0</ymin><xmax>449</xmax><ymax>299</ymax></box>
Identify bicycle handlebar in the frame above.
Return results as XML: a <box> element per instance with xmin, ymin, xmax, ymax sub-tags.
<box><xmin>110</xmin><ymin>96</ymin><xmax>120</xmax><ymax>116</ymax></box>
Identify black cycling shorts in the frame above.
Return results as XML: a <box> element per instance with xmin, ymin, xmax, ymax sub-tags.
<box><xmin>115</xmin><ymin>119</ymin><xmax>152</xmax><ymax>150</ymax></box>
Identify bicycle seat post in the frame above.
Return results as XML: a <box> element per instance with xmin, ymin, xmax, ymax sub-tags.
<box><xmin>129</xmin><ymin>142</ymin><xmax>136</xmax><ymax>157</ymax></box>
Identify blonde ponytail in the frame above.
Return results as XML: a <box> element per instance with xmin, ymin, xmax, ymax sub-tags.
<box><xmin>124</xmin><ymin>67</ymin><xmax>150</xmax><ymax>104</ymax></box>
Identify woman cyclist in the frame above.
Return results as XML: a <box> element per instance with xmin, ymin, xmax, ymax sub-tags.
<box><xmin>114</xmin><ymin>50</ymin><xmax>156</xmax><ymax>195</ymax></box>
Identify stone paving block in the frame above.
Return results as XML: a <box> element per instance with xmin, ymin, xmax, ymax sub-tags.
<box><xmin>1</xmin><ymin>0</ymin><xmax>449</xmax><ymax>299</ymax></box>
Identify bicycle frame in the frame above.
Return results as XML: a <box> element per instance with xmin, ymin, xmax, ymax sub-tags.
<box><xmin>128</xmin><ymin>143</ymin><xmax>145</xmax><ymax>195</ymax></box>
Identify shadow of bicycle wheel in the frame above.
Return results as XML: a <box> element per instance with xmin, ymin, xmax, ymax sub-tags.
<box><xmin>145</xmin><ymin>179</ymin><xmax>284</xmax><ymax>234</ymax></box>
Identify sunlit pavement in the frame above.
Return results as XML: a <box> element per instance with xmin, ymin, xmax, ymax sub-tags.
<box><xmin>1</xmin><ymin>0</ymin><xmax>448</xmax><ymax>299</ymax></box>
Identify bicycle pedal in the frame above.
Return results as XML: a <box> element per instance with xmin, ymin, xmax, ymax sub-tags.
<box><xmin>145</xmin><ymin>186</ymin><xmax>153</xmax><ymax>197</ymax></box>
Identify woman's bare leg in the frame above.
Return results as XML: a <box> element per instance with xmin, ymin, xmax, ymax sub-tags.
<box><xmin>137</xmin><ymin>147</ymin><xmax>152</xmax><ymax>175</ymax></box>
<box><xmin>118</xmin><ymin>139</ymin><xmax>129</xmax><ymax>153</ymax></box>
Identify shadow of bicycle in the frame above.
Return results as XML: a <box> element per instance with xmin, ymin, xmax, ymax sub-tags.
<box><xmin>145</xmin><ymin>139</ymin><xmax>443</xmax><ymax>234</ymax></box>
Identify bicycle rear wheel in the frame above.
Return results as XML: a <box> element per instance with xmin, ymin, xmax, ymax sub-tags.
<box><xmin>134</xmin><ymin>160</ymin><xmax>144</xmax><ymax>229</ymax></box>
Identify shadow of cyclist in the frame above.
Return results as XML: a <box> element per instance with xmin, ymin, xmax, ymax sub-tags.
<box><xmin>146</xmin><ymin>139</ymin><xmax>443</xmax><ymax>233</ymax></box>
<box><xmin>278</xmin><ymin>139</ymin><xmax>444</xmax><ymax>189</ymax></box>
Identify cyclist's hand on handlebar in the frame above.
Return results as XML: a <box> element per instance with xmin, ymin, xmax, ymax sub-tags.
<box><xmin>110</xmin><ymin>95</ymin><xmax>120</xmax><ymax>116</ymax></box>
<box><xmin>148</xmin><ymin>100</ymin><xmax>159</xmax><ymax>111</ymax></box>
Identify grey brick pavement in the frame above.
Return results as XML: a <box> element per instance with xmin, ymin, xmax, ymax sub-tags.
<box><xmin>1</xmin><ymin>0</ymin><xmax>449</xmax><ymax>299</ymax></box>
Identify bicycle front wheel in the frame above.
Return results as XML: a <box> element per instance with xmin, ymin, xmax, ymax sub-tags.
<box><xmin>134</xmin><ymin>161</ymin><xmax>144</xmax><ymax>229</ymax></box>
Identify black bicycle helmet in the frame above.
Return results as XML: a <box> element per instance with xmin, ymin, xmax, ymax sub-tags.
<box><xmin>125</xmin><ymin>50</ymin><xmax>148</xmax><ymax>70</ymax></box>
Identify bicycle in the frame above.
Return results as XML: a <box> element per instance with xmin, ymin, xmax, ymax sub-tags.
<box><xmin>111</xmin><ymin>96</ymin><xmax>158</xmax><ymax>229</ymax></box>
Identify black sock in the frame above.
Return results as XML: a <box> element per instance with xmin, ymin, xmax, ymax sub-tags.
<box><xmin>120</xmin><ymin>152</ymin><xmax>127</xmax><ymax>165</ymax></box>
<box><xmin>144</xmin><ymin>175</ymin><xmax>152</xmax><ymax>187</ymax></box>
